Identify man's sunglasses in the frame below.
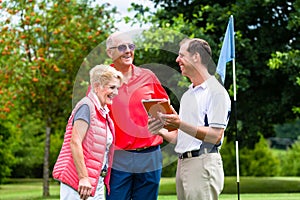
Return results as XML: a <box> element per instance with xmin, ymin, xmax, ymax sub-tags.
<box><xmin>109</xmin><ymin>44</ymin><xmax>136</xmax><ymax>52</ymax></box>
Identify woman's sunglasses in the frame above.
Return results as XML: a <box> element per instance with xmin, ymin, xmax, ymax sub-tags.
<box><xmin>109</xmin><ymin>44</ymin><xmax>136</xmax><ymax>52</ymax></box>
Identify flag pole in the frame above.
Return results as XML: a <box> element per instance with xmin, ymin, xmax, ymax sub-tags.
<box><xmin>216</xmin><ymin>15</ymin><xmax>239</xmax><ymax>199</ymax></box>
<box><xmin>233</xmin><ymin>57</ymin><xmax>240</xmax><ymax>200</ymax></box>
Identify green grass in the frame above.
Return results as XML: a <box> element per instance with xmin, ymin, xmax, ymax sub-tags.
<box><xmin>219</xmin><ymin>193</ymin><xmax>300</xmax><ymax>200</ymax></box>
<box><xmin>159</xmin><ymin>194</ymin><xmax>300</xmax><ymax>200</ymax></box>
<box><xmin>0</xmin><ymin>180</ymin><xmax>60</xmax><ymax>200</ymax></box>
<box><xmin>224</xmin><ymin>176</ymin><xmax>300</xmax><ymax>193</ymax></box>
<box><xmin>1</xmin><ymin>177</ymin><xmax>300</xmax><ymax>200</ymax></box>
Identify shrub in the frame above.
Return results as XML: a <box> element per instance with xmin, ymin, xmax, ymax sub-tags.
<box><xmin>280</xmin><ymin>140</ymin><xmax>300</xmax><ymax>176</ymax></box>
<box><xmin>222</xmin><ymin>135</ymin><xmax>280</xmax><ymax>176</ymax></box>
<box><xmin>247</xmin><ymin>136</ymin><xmax>280</xmax><ymax>176</ymax></box>
<box><xmin>220</xmin><ymin>137</ymin><xmax>237</xmax><ymax>176</ymax></box>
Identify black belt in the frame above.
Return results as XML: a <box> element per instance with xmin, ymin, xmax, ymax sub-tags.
<box><xmin>178</xmin><ymin>143</ymin><xmax>219</xmax><ymax>159</ymax></box>
<box><xmin>126</xmin><ymin>145</ymin><xmax>159</xmax><ymax>153</ymax></box>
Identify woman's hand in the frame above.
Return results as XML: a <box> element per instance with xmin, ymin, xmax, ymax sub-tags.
<box><xmin>78</xmin><ymin>177</ymin><xmax>92</xmax><ymax>200</ymax></box>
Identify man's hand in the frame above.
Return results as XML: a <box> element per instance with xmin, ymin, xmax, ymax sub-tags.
<box><xmin>78</xmin><ymin>177</ymin><xmax>92</xmax><ymax>200</ymax></box>
<box><xmin>148</xmin><ymin>117</ymin><xmax>164</xmax><ymax>135</ymax></box>
<box><xmin>158</xmin><ymin>106</ymin><xmax>180</xmax><ymax>129</ymax></box>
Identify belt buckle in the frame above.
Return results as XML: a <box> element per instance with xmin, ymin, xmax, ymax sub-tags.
<box><xmin>187</xmin><ymin>151</ymin><xmax>192</xmax><ymax>158</ymax></box>
<box><xmin>135</xmin><ymin>147</ymin><xmax>147</xmax><ymax>151</ymax></box>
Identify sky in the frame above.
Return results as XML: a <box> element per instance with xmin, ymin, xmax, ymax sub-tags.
<box><xmin>0</xmin><ymin>0</ymin><xmax>157</xmax><ymax>31</ymax></box>
<box><xmin>102</xmin><ymin>0</ymin><xmax>156</xmax><ymax>31</ymax></box>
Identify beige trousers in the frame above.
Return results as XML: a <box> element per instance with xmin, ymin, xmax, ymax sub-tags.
<box><xmin>176</xmin><ymin>153</ymin><xmax>224</xmax><ymax>200</ymax></box>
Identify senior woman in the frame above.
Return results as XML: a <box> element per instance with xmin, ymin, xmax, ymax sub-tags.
<box><xmin>53</xmin><ymin>64</ymin><xmax>123</xmax><ymax>200</ymax></box>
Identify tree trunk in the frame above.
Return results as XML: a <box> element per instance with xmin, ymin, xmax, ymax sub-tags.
<box><xmin>43</xmin><ymin>119</ymin><xmax>51</xmax><ymax>197</ymax></box>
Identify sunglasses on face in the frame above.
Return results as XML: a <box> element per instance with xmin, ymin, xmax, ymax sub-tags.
<box><xmin>109</xmin><ymin>43</ymin><xmax>136</xmax><ymax>52</ymax></box>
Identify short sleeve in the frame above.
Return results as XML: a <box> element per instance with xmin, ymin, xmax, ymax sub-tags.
<box><xmin>73</xmin><ymin>104</ymin><xmax>90</xmax><ymax>125</ymax></box>
<box><xmin>208</xmin><ymin>93</ymin><xmax>231</xmax><ymax>128</ymax></box>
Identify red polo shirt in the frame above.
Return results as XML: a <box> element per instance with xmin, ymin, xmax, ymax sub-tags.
<box><xmin>108</xmin><ymin>64</ymin><xmax>169</xmax><ymax>150</ymax></box>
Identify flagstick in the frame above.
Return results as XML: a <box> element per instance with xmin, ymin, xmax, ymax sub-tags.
<box><xmin>216</xmin><ymin>14</ymin><xmax>237</xmax><ymax>199</ymax></box>
<box><xmin>232</xmin><ymin>58</ymin><xmax>240</xmax><ymax>200</ymax></box>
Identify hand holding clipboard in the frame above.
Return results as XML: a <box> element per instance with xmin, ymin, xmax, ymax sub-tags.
<box><xmin>142</xmin><ymin>99</ymin><xmax>177</xmax><ymax>131</ymax></box>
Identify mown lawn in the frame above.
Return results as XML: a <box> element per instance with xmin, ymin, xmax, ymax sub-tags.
<box><xmin>159</xmin><ymin>176</ymin><xmax>300</xmax><ymax>194</ymax></box>
<box><xmin>1</xmin><ymin>177</ymin><xmax>300</xmax><ymax>200</ymax></box>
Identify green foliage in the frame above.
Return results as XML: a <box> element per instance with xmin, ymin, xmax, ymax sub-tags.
<box><xmin>131</xmin><ymin>0</ymin><xmax>300</xmax><ymax>149</ymax></box>
<box><xmin>268</xmin><ymin>50</ymin><xmax>300</xmax><ymax>115</ymax></box>
<box><xmin>49</xmin><ymin>130</ymin><xmax>65</xmax><ymax>173</ymax></box>
<box><xmin>222</xmin><ymin>137</ymin><xmax>300</xmax><ymax>177</ymax></box>
<box><xmin>0</xmin><ymin>0</ymin><xmax>117</xmax><ymax>123</ymax></box>
<box><xmin>0</xmin><ymin>124</ymin><xmax>14</xmax><ymax>183</ymax></box>
<box><xmin>127</xmin><ymin>3</ymin><xmax>152</xmax><ymax>27</ymax></box>
<box><xmin>220</xmin><ymin>137</ymin><xmax>237</xmax><ymax>176</ymax></box>
<box><xmin>274</xmin><ymin>119</ymin><xmax>300</xmax><ymax>140</ymax></box>
<box><xmin>222</xmin><ymin>136</ymin><xmax>280</xmax><ymax>176</ymax></box>
<box><xmin>161</xmin><ymin>142</ymin><xmax>177</xmax><ymax>177</ymax></box>
<box><xmin>161</xmin><ymin>154</ymin><xmax>177</xmax><ymax>177</ymax></box>
<box><xmin>9</xmin><ymin>115</ymin><xmax>45</xmax><ymax>178</ymax></box>
<box><xmin>133</xmin><ymin>28</ymin><xmax>190</xmax><ymax>110</ymax></box>
<box><xmin>0</xmin><ymin>0</ymin><xmax>299</xmax><ymax>182</ymax></box>
<box><xmin>280</xmin><ymin>140</ymin><xmax>300</xmax><ymax>176</ymax></box>
<box><xmin>0</xmin><ymin>0</ymin><xmax>117</xmax><ymax>184</ymax></box>
<box><xmin>247</xmin><ymin>136</ymin><xmax>280</xmax><ymax>176</ymax></box>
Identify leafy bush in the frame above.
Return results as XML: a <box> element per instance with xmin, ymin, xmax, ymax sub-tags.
<box><xmin>222</xmin><ymin>135</ymin><xmax>280</xmax><ymax>176</ymax></box>
<box><xmin>220</xmin><ymin>137</ymin><xmax>237</xmax><ymax>176</ymax></box>
<box><xmin>280</xmin><ymin>140</ymin><xmax>300</xmax><ymax>176</ymax></box>
<box><xmin>247</xmin><ymin>136</ymin><xmax>280</xmax><ymax>176</ymax></box>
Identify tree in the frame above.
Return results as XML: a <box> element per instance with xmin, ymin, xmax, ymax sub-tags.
<box><xmin>129</xmin><ymin>0</ymin><xmax>300</xmax><ymax>148</ymax></box>
<box><xmin>0</xmin><ymin>0</ymin><xmax>117</xmax><ymax>196</ymax></box>
<box><xmin>0</xmin><ymin>123</ymin><xmax>14</xmax><ymax>183</ymax></box>
<box><xmin>274</xmin><ymin>119</ymin><xmax>300</xmax><ymax>141</ymax></box>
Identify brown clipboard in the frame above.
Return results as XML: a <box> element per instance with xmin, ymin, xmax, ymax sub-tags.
<box><xmin>142</xmin><ymin>99</ymin><xmax>177</xmax><ymax>131</ymax></box>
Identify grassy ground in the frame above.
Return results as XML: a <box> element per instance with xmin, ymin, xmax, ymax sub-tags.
<box><xmin>1</xmin><ymin>177</ymin><xmax>300</xmax><ymax>200</ymax></box>
<box><xmin>159</xmin><ymin>176</ymin><xmax>300</xmax><ymax>194</ymax></box>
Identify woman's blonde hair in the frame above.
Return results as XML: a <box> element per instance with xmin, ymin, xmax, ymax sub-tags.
<box><xmin>89</xmin><ymin>64</ymin><xmax>123</xmax><ymax>90</ymax></box>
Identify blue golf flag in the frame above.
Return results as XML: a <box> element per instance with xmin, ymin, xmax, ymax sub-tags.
<box><xmin>216</xmin><ymin>15</ymin><xmax>235</xmax><ymax>83</ymax></box>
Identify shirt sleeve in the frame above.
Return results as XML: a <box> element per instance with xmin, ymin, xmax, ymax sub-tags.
<box><xmin>208</xmin><ymin>93</ymin><xmax>231</xmax><ymax>128</ymax></box>
<box><xmin>73</xmin><ymin>104</ymin><xmax>90</xmax><ymax>125</ymax></box>
<box><xmin>151</xmin><ymin>73</ymin><xmax>169</xmax><ymax>99</ymax></box>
